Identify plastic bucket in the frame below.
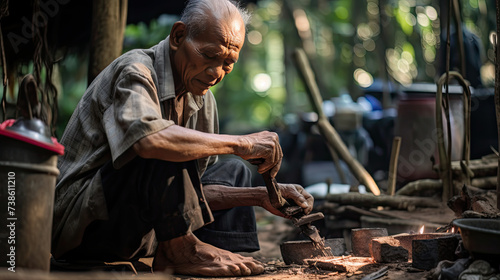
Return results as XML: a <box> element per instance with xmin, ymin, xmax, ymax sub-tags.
<box><xmin>0</xmin><ymin>134</ymin><xmax>60</xmax><ymax>272</ymax></box>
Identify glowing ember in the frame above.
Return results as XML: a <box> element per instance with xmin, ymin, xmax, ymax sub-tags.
<box><xmin>419</xmin><ymin>225</ymin><xmax>425</xmax><ymax>234</ymax></box>
<box><xmin>305</xmin><ymin>256</ymin><xmax>374</xmax><ymax>273</ymax></box>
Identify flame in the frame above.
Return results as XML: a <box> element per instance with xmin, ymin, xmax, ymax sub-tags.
<box><xmin>419</xmin><ymin>225</ymin><xmax>425</xmax><ymax>234</ymax></box>
<box><xmin>451</xmin><ymin>227</ymin><xmax>455</xmax><ymax>233</ymax></box>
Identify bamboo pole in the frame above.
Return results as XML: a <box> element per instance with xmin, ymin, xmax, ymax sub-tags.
<box><xmin>293</xmin><ymin>48</ymin><xmax>380</xmax><ymax>195</ymax></box>
<box><xmin>387</xmin><ymin>136</ymin><xmax>402</xmax><ymax>196</ymax></box>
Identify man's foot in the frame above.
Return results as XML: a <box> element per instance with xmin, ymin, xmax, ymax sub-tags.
<box><xmin>153</xmin><ymin>232</ymin><xmax>265</xmax><ymax>276</ymax></box>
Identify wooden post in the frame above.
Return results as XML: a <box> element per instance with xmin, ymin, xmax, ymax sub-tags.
<box><xmin>387</xmin><ymin>136</ymin><xmax>402</xmax><ymax>196</ymax></box>
<box><xmin>88</xmin><ymin>0</ymin><xmax>128</xmax><ymax>85</ymax></box>
<box><xmin>495</xmin><ymin>0</ymin><xmax>500</xmax><ymax>210</ymax></box>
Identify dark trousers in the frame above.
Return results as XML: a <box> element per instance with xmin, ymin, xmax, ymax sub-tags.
<box><xmin>195</xmin><ymin>158</ymin><xmax>259</xmax><ymax>252</ymax></box>
<box><xmin>61</xmin><ymin>157</ymin><xmax>258</xmax><ymax>261</ymax></box>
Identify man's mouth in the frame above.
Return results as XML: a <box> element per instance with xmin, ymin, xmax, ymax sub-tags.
<box><xmin>197</xmin><ymin>79</ymin><xmax>215</xmax><ymax>88</ymax></box>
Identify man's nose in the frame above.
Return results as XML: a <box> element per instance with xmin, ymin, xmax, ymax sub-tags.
<box><xmin>206</xmin><ymin>64</ymin><xmax>224</xmax><ymax>79</ymax></box>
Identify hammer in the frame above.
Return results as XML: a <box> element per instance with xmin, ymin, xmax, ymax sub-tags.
<box><xmin>250</xmin><ymin>157</ymin><xmax>325</xmax><ymax>246</ymax></box>
<box><xmin>260</xmin><ymin>170</ymin><xmax>325</xmax><ymax>246</ymax></box>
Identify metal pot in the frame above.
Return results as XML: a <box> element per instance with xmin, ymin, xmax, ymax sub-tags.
<box><xmin>453</xmin><ymin>218</ymin><xmax>500</xmax><ymax>256</ymax></box>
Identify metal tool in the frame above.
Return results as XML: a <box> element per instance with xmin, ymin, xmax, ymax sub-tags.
<box><xmin>260</xmin><ymin>169</ymin><xmax>325</xmax><ymax>246</ymax></box>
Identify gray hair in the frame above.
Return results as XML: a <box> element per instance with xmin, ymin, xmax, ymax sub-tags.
<box><xmin>180</xmin><ymin>0</ymin><xmax>251</xmax><ymax>39</ymax></box>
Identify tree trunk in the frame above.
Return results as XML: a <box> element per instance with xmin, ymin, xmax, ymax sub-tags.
<box><xmin>88</xmin><ymin>0</ymin><xmax>128</xmax><ymax>85</ymax></box>
<box><xmin>496</xmin><ymin>0</ymin><xmax>500</xmax><ymax>210</ymax></box>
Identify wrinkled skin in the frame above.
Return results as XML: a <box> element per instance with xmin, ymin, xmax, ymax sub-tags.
<box><xmin>153</xmin><ymin>183</ymin><xmax>313</xmax><ymax>277</ymax></box>
<box><xmin>234</xmin><ymin>131</ymin><xmax>282</xmax><ymax>177</ymax></box>
<box><xmin>153</xmin><ymin>232</ymin><xmax>264</xmax><ymax>277</ymax></box>
<box><xmin>134</xmin><ymin>3</ymin><xmax>282</xmax><ymax>177</ymax></box>
<box><xmin>151</xmin><ymin>6</ymin><xmax>268</xmax><ymax>278</ymax></box>
<box><xmin>146</xmin><ymin>2</ymin><xmax>309</xmax><ymax>277</ymax></box>
<box><xmin>261</xmin><ymin>183</ymin><xmax>314</xmax><ymax>218</ymax></box>
<box><xmin>169</xmin><ymin>15</ymin><xmax>283</xmax><ymax>176</ymax></box>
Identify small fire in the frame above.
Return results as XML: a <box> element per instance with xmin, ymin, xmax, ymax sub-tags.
<box><xmin>451</xmin><ymin>227</ymin><xmax>455</xmax><ymax>233</ymax></box>
<box><xmin>419</xmin><ymin>225</ymin><xmax>425</xmax><ymax>234</ymax></box>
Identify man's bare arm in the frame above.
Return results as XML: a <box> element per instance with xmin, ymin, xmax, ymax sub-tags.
<box><xmin>203</xmin><ymin>184</ymin><xmax>314</xmax><ymax>217</ymax></box>
<box><xmin>202</xmin><ymin>185</ymin><xmax>268</xmax><ymax>210</ymax></box>
<box><xmin>133</xmin><ymin>125</ymin><xmax>282</xmax><ymax>176</ymax></box>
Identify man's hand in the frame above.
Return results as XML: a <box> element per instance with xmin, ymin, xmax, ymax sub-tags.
<box><xmin>235</xmin><ymin>131</ymin><xmax>282</xmax><ymax>178</ymax></box>
<box><xmin>260</xmin><ymin>183</ymin><xmax>314</xmax><ymax>218</ymax></box>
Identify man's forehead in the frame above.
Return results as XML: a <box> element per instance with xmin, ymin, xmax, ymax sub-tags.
<box><xmin>214</xmin><ymin>17</ymin><xmax>245</xmax><ymax>50</ymax></box>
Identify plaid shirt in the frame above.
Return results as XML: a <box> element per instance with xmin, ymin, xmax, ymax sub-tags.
<box><xmin>52</xmin><ymin>38</ymin><xmax>218</xmax><ymax>258</ymax></box>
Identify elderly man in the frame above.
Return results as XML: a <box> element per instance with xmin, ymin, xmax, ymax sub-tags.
<box><xmin>52</xmin><ymin>0</ymin><xmax>313</xmax><ymax>277</ymax></box>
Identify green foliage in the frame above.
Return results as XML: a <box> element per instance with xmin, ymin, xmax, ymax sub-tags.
<box><xmin>55</xmin><ymin>0</ymin><xmax>497</xmax><ymax>135</ymax></box>
<box><xmin>55</xmin><ymin>53</ymin><xmax>89</xmax><ymax>137</ymax></box>
<box><xmin>123</xmin><ymin>15</ymin><xmax>179</xmax><ymax>52</ymax></box>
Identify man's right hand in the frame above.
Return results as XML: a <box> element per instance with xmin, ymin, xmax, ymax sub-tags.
<box><xmin>134</xmin><ymin>126</ymin><xmax>283</xmax><ymax>177</ymax></box>
<box><xmin>236</xmin><ymin>131</ymin><xmax>282</xmax><ymax>178</ymax></box>
<box><xmin>259</xmin><ymin>183</ymin><xmax>314</xmax><ymax>218</ymax></box>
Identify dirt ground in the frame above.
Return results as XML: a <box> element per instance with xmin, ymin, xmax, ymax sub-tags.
<box><xmin>1</xmin><ymin>207</ymin><xmax>432</xmax><ymax>280</ymax></box>
<box><xmin>167</xmin><ymin>259</ymin><xmax>430</xmax><ymax>280</ymax></box>
<box><xmin>165</xmin><ymin>208</ymin><xmax>431</xmax><ymax>280</ymax></box>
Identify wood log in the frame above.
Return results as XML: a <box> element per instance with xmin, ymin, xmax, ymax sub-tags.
<box><xmin>293</xmin><ymin>48</ymin><xmax>380</xmax><ymax>195</ymax></box>
<box><xmin>471</xmin><ymin>176</ymin><xmax>497</xmax><ymax>189</ymax></box>
<box><xmin>447</xmin><ymin>158</ymin><xmax>498</xmax><ymax>178</ymax></box>
<box><xmin>370</xmin><ymin>237</ymin><xmax>408</xmax><ymax>263</ymax></box>
<box><xmin>396</xmin><ymin>176</ymin><xmax>496</xmax><ymax>198</ymax></box>
<box><xmin>326</xmin><ymin>193</ymin><xmax>441</xmax><ymax>210</ymax></box>
<box><xmin>396</xmin><ymin>179</ymin><xmax>442</xmax><ymax>196</ymax></box>
<box><xmin>412</xmin><ymin>235</ymin><xmax>461</xmax><ymax>270</ymax></box>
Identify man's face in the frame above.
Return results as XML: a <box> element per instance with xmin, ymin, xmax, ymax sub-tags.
<box><xmin>173</xmin><ymin>16</ymin><xmax>246</xmax><ymax>96</ymax></box>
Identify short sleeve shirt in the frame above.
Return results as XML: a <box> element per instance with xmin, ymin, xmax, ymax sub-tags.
<box><xmin>51</xmin><ymin>38</ymin><xmax>218</xmax><ymax>257</ymax></box>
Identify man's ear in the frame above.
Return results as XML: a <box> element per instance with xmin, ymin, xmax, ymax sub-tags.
<box><xmin>169</xmin><ymin>21</ymin><xmax>187</xmax><ymax>51</ymax></box>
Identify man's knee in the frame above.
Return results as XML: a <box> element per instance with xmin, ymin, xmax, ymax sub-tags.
<box><xmin>202</xmin><ymin>158</ymin><xmax>252</xmax><ymax>187</ymax></box>
<box><xmin>225</xmin><ymin>158</ymin><xmax>252</xmax><ymax>183</ymax></box>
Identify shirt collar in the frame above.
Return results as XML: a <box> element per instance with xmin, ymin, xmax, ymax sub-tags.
<box><xmin>153</xmin><ymin>37</ymin><xmax>176</xmax><ymax>102</ymax></box>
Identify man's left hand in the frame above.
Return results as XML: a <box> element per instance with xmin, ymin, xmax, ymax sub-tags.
<box><xmin>261</xmin><ymin>183</ymin><xmax>314</xmax><ymax>218</ymax></box>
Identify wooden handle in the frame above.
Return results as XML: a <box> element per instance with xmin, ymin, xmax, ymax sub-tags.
<box><xmin>262</xmin><ymin>170</ymin><xmax>289</xmax><ymax>210</ymax></box>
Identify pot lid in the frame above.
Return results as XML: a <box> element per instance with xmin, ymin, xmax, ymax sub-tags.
<box><xmin>0</xmin><ymin>119</ymin><xmax>64</xmax><ymax>155</ymax></box>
